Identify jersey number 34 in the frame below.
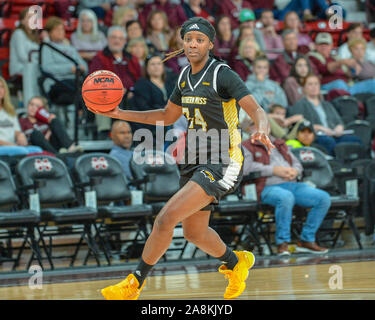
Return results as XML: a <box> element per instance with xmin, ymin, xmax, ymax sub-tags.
<box><xmin>182</xmin><ymin>107</ymin><xmax>207</xmax><ymax>132</ymax></box>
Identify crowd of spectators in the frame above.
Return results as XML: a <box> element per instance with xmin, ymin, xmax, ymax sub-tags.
<box><xmin>1</xmin><ymin>0</ymin><xmax>375</xmax><ymax>255</ymax></box>
<box><xmin>2</xmin><ymin>0</ymin><xmax>375</xmax><ymax>156</ymax></box>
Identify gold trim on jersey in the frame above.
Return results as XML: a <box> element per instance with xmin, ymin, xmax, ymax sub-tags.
<box><xmin>221</xmin><ymin>98</ymin><xmax>243</xmax><ymax>165</ymax></box>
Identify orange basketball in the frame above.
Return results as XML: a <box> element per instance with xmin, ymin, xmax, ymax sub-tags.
<box><xmin>82</xmin><ymin>70</ymin><xmax>125</xmax><ymax>112</ymax></box>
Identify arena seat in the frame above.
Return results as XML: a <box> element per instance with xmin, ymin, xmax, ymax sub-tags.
<box><xmin>364</xmin><ymin>161</ymin><xmax>375</xmax><ymax>236</ymax></box>
<box><xmin>0</xmin><ymin>47</ymin><xmax>9</xmax><ymax>79</ymax></box>
<box><xmin>1</xmin><ymin>0</ymin><xmax>56</xmax><ymax>18</ymax></box>
<box><xmin>0</xmin><ymin>160</ymin><xmax>50</xmax><ymax>271</ymax></box>
<box><xmin>130</xmin><ymin>150</ymin><xmax>182</xmax><ymax>259</ymax></box>
<box><xmin>16</xmin><ymin>155</ymin><xmax>100</xmax><ymax>268</ymax></box>
<box><xmin>331</xmin><ymin>95</ymin><xmax>360</xmax><ymax>124</ymax></box>
<box><xmin>74</xmin><ymin>153</ymin><xmax>153</xmax><ymax>263</ymax></box>
<box><xmin>291</xmin><ymin>147</ymin><xmax>362</xmax><ymax>249</ymax></box>
<box><xmin>345</xmin><ymin>120</ymin><xmax>373</xmax><ymax>154</ymax></box>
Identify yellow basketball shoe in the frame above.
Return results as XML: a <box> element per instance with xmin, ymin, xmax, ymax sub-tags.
<box><xmin>218</xmin><ymin>250</ymin><xmax>255</xmax><ymax>299</ymax></box>
<box><xmin>101</xmin><ymin>274</ymin><xmax>145</xmax><ymax>300</ymax></box>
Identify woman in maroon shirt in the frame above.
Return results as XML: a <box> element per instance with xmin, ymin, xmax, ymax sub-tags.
<box><xmin>233</xmin><ymin>38</ymin><xmax>263</xmax><ymax>81</ymax></box>
<box><xmin>214</xmin><ymin>15</ymin><xmax>236</xmax><ymax>63</ymax></box>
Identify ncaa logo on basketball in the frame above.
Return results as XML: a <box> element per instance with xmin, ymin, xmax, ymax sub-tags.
<box><xmin>93</xmin><ymin>77</ymin><xmax>115</xmax><ymax>84</ymax></box>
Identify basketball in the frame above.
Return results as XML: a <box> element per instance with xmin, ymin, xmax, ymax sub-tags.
<box><xmin>82</xmin><ymin>70</ymin><xmax>125</xmax><ymax>112</ymax></box>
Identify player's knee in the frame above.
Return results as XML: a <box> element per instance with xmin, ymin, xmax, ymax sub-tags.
<box><xmin>154</xmin><ymin>211</ymin><xmax>177</xmax><ymax>233</ymax></box>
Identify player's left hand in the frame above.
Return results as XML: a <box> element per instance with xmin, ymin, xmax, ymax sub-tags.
<box><xmin>251</xmin><ymin>131</ymin><xmax>275</xmax><ymax>155</ymax></box>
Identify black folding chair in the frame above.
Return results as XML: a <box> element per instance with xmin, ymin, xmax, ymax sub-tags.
<box><xmin>331</xmin><ymin>95</ymin><xmax>359</xmax><ymax>125</ymax></box>
<box><xmin>291</xmin><ymin>147</ymin><xmax>362</xmax><ymax>249</ymax></box>
<box><xmin>0</xmin><ymin>160</ymin><xmax>47</xmax><ymax>271</ymax></box>
<box><xmin>364</xmin><ymin>161</ymin><xmax>375</xmax><ymax>236</ymax></box>
<box><xmin>130</xmin><ymin>150</ymin><xmax>182</xmax><ymax>260</ymax></box>
<box><xmin>74</xmin><ymin>153</ymin><xmax>153</xmax><ymax>263</ymax></box>
<box><xmin>16</xmin><ymin>155</ymin><xmax>100</xmax><ymax>268</ymax></box>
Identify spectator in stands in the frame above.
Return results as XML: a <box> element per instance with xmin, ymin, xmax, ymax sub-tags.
<box><xmin>367</xmin><ymin>28</ymin><xmax>375</xmax><ymax>64</ymax></box>
<box><xmin>112</xmin><ymin>6</ymin><xmax>138</xmax><ymax>30</ymax></box>
<box><xmin>276</xmin><ymin>0</ymin><xmax>331</xmax><ymax>21</ymax></box>
<box><xmin>234</xmin><ymin>9</ymin><xmax>266</xmax><ymax>51</ymax></box>
<box><xmin>164</xmin><ymin>27</ymin><xmax>189</xmax><ymax>75</ymax></box>
<box><xmin>0</xmin><ymin>77</ymin><xmax>42</xmax><ymax>156</ymax></box>
<box><xmin>127</xmin><ymin>38</ymin><xmax>149</xmax><ymax>70</ymax></box>
<box><xmin>55</xmin><ymin>0</ymin><xmax>75</xmax><ymax>20</ymax></box>
<box><xmin>270</xmin><ymin>29</ymin><xmax>304</xmax><ymax>84</ymax></box>
<box><xmin>104</xmin><ymin>0</ymin><xmax>136</xmax><ymax>26</ymax></box>
<box><xmin>41</xmin><ymin>17</ymin><xmax>88</xmax><ymax>106</ymax></box>
<box><xmin>308</xmin><ymin>32</ymin><xmax>375</xmax><ymax>95</ymax></box>
<box><xmin>78</xmin><ymin>0</ymin><xmax>112</xmax><ymax>20</ymax></box>
<box><xmin>71</xmin><ymin>9</ymin><xmax>107</xmax><ymax>63</ymax></box>
<box><xmin>132</xmin><ymin>55</ymin><xmax>174</xmax><ymax>142</ymax></box>
<box><xmin>182</xmin><ymin>0</ymin><xmax>215</xmax><ymax>24</ymax></box>
<box><xmin>286</xmin><ymin>119</ymin><xmax>319</xmax><ymax>149</ymax></box>
<box><xmin>233</xmin><ymin>38</ymin><xmax>263</xmax><ymax>81</ymax></box>
<box><xmin>126</xmin><ymin>20</ymin><xmax>144</xmax><ymax>41</ymax></box>
<box><xmin>217</xmin><ymin>0</ymin><xmax>253</xmax><ymax>30</ymax></box>
<box><xmin>283</xmin><ymin>11</ymin><xmax>314</xmax><ymax>50</ymax></box>
<box><xmin>141</xmin><ymin>0</ymin><xmax>187</xmax><ymax>30</ymax></box>
<box><xmin>242</xmin><ymin>120</ymin><xmax>330</xmax><ymax>255</ymax></box>
<box><xmin>349</xmin><ymin>38</ymin><xmax>375</xmax><ymax>81</ymax></box>
<box><xmin>90</xmin><ymin>26</ymin><xmax>141</xmax><ymax>139</ymax></box>
<box><xmin>10</xmin><ymin>8</ymin><xmax>40</xmax><ymax>77</ymax></box>
<box><xmin>19</xmin><ymin>96</ymin><xmax>83</xmax><ymax>154</ymax></box>
<box><xmin>245</xmin><ymin>56</ymin><xmax>288</xmax><ymax>111</ymax></box>
<box><xmin>230</xmin><ymin>23</ymin><xmax>265</xmax><ymax>66</ymax></box>
<box><xmin>146</xmin><ymin>10</ymin><xmax>173</xmax><ymax>53</ymax></box>
<box><xmin>283</xmin><ymin>56</ymin><xmax>314</xmax><ymax>105</ymax></box>
<box><xmin>288</xmin><ymin>74</ymin><xmax>362</xmax><ymax>155</ymax></box>
<box><xmin>260</xmin><ymin>10</ymin><xmax>284</xmax><ymax>61</ymax></box>
<box><xmin>125</xmin><ymin>20</ymin><xmax>158</xmax><ymax>56</ymax></box>
<box><xmin>337</xmin><ymin>23</ymin><xmax>364</xmax><ymax>59</ymax></box>
<box><xmin>268</xmin><ymin>104</ymin><xmax>304</xmax><ymax>140</ymax></box>
<box><xmin>214</xmin><ymin>15</ymin><xmax>236</xmax><ymax>63</ymax></box>
<box><xmin>9</xmin><ymin>8</ymin><xmax>41</xmax><ymax>107</ymax></box>
<box><xmin>109</xmin><ymin>120</ymin><xmax>134</xmax><ymax>180</ymax></box>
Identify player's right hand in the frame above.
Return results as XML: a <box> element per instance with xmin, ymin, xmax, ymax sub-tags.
<box><xmin>86</xmin><ymin>105</ymin><xmax>121</xmax><ymax>119</ymax></box>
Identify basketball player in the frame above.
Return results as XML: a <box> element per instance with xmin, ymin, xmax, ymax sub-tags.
<box><xmin>87</xmin><ymin>17</ymin><xmax>274</xmax><ymax>300</ymax></box>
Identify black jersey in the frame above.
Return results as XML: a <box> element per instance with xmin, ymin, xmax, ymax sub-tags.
<box><xmin>170</xmin><ymin>57</ymin><xmax>249</xmax><ymax>175</ymax></box>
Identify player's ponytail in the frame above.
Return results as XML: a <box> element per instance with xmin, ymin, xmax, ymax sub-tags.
<box><xmin>162</xmin><ymin>48</ymin><xmax>184</xmax><ymax>62</ymax></box>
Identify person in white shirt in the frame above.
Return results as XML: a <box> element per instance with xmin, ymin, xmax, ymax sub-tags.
<box><xmin>338</xmin><ymin>23</ymin><xmax>364</xmax><ymax>59</ymax></box>
<box><xmin>9</xmin><ymin>7</ymin><xmax>41</xmax><ymax>107</ymax></box>
<box><xmin>0</xmin><ymin>77</ymin><xmax>42</xmax><ymax>156</ymax></box>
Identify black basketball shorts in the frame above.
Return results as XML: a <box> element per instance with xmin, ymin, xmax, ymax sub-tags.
<box><xmin>179</xmin><ymin>162</ymin><xmax>243</xmax><ymax>211</ymax></box>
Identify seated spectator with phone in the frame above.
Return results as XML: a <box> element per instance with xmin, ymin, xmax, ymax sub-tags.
<box><xmin>19</xmin><ymin>96</ymin><xmax>83</xmax><ymax>154</ymax></box>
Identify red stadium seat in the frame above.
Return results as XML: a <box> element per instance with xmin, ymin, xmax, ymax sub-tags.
<box><xmin>0</xmin><ymin>0</ymin><xmax>56</xmax><ymax>18</ymax></box>
<box><xmin>0</xmin><ymin>47</ymin><xmax>10</xmax><ymax>80</ymax></box>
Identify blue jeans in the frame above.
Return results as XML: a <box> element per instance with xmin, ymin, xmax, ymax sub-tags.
<box><xmin>261</xmin><ymin>182</ymin><xmax>331</xmax><ymax>244</ymax></box>
<box><xmin>321</xmin><ymin>79</ymin><xmax>375</xmax><ymax>95</ymax></box>
<box><xmin>0</xmin><ymin>146</ymin><xmax>43</xmax><ymax>156</ymax></box>
<box><xmin>276</xmin><ymin>0</ymin><xmax>330</xmax><ymax>20</ymax></box>
<box><xmin>315</xmin><ymin>134</ymin><xmax>362</xmax><ymax>156</ymax></box>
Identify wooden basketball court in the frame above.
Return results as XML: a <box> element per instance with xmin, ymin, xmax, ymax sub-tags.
<box><xmin>1</xmin><ymin>260</ymin><xmax>374</xmax><ymax>300</ymax></box>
